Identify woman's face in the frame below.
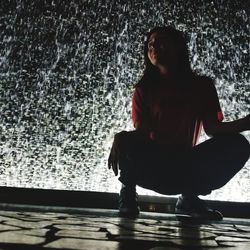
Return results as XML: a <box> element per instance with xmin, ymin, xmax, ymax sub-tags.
<box><xmin>147</xmin><ymin>32</ymin><xmax>178</xmax><ymax>68</ymax></box>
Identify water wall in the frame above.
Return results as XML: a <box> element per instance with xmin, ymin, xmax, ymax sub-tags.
<box><xmin>0</xmin><ymin>0</ymin><xmax>249</xmax><ymax>201</ymax></box>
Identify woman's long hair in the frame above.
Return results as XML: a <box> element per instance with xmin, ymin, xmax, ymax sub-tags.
<box><xmin>136</xmin><ymin>26</ymin><xmax>195</xmax><ymax>87</ymax></box>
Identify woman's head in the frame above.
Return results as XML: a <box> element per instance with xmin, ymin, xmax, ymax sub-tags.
<box><xmin>139</xmin><ymin>26</ymin><xmax>193</xmax><ymax>86</ymax></box>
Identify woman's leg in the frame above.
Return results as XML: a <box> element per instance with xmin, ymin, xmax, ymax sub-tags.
<box><xmin>116</xmin><ymin>131</ymin><xmax>153</xmax><ymax>216</ymax></box>
<box><xmin>175</xmin><ymin>134</ymin><xmax>249</xmax><ymax>220</ymax></box>
<box><xmin>118</xmin><ymin>132</ymin><xmax>250</xmax><ymax>195</ymax></box>
<box><xmin>117</xmin><ymin>131</ymin><xmax>154</xmax><ymax>187</ymax></box>
<box><xmin>117</xmin><ymin>132</ymin><xmax>249</xmax><ymax>218</ymax></box>
<box><xmin>185</xmin><ymin>133</ymin><xmax>250</xmax><ymax>194</ymax></box>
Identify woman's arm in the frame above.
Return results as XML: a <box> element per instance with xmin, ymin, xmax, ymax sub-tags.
<box><xmin>203</xmin><ymin>114</ymin><xmax>250</xmax><ymax>137</ymax></box>
<box><xmin>108</xmin><ymin>86</ymin><xmax>152</xmax><ymax>175</ymax></box>
<box><xmin>132</xmin><ymin>86</ymin><xmax>152</xmax><ymax>139</ymax></box>
<box><xmin>199</xmin><ymin>76</ymin><xmax>250</xmax><ymax>137</ymax></box>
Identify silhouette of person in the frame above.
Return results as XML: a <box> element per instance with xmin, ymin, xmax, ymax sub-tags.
<box><xmin>108</xmin><ymin>26</ymin><xmax>250</xmax><ymax>220</ymax></box>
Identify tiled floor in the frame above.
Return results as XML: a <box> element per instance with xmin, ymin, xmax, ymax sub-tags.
<box><xmin>0</xmin><ymin>205</ymin><xmax>250</xmax><ymax>249</ymax></box>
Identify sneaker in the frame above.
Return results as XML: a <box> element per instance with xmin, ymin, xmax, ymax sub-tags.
<box><xmin>118</xmin><ymin>186</ymin><xmax>140</xmax><ymax>218</ymax></box>
<box><xmin>175</xmin><ymin>195</ymin><xmax>223</xmax><ymax>221</ymax></box>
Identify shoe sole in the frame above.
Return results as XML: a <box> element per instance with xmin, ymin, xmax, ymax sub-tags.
<box><xmin>175</xmin><ymin>209</ymin><xmax>223</xmax><ymax>222</ymax></box>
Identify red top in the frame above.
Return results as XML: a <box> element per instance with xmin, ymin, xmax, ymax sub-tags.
<box><xmin>132</xmin><ymin>76</ymin><xmax>223</xmax><ymax>150</ymax></box>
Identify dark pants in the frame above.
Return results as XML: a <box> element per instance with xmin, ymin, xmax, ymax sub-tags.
<box><xmin>118</xmin><ymin>133</ymin><xmax>250</xmax><ymax>195</ymax></box>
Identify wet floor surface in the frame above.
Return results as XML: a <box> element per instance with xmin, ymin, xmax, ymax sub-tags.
<box><xmin>0</xmin><ymin>206</ymin><xmax>249</xmax><ymax>249</ymax></box>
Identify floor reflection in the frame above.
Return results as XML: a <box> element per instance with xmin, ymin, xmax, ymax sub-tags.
<box><xmin>0</xmin><ymin>207</ymin><xmax>249</xmax><ymax>249</ymax></box>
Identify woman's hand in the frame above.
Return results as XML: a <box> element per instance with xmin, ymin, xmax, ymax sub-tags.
<box><xmin>108</xmin><ymin>131</ymin><xmax>127</xmax><ymax>176</ymax></box>
<box><xmin>108</xmin><ymin>130</ymin><xmax>149</xmax><ymax>175</ymax></box>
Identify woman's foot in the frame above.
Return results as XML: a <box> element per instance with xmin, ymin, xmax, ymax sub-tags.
<box><xmin>118</xmin><ymin>186</ymin><xmax>140</xmax><ymax>218</ymax></box>
<box><xmin>175</xmin><ymin>195</ymin><xmax>223</xmax><ymax>221</ymax></box>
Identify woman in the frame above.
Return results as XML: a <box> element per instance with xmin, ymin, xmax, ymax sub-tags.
<box><xmin>108</xmin><ymin>26</ymin><xmax>250</xmax><ymax>220</ymax></box>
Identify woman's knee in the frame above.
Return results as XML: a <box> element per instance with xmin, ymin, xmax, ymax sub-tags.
<box><xmin>231</xmin><ymin>133</ymin><xmax>249</xmax><ymax>143</ymax></box>
<box><xmin>230</xmin><ymin>133</ymin><xmax>249</xmax><ymax>152</ymax></box>
<box><xmin>215</xmin><ymin>133</ymin><xmax>249</xmax><ymax>147</ymax></box>
<box><xmin>220</xmin><ymin>133</ymin><xmax>250</xmax><ymax>161</ymax></box>
<box><xmin>205</xmin><ymin>133</ymin><xmax>249</xmax><ymax>164</ymax></box>
<box><xmin>114</xmin><ymin>131</ymin><xmax>136</xmax><ymax>152</ymax></box>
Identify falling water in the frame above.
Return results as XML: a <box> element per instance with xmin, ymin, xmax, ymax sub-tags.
<box><xmin>0</xmin><ymin>1</ymin><xmax>249</xmax><ymax>201</ymax></box>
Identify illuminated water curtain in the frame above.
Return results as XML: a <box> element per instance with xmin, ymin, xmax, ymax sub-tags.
<box><xmin>0</xmin><ymin>1</ymin><xmax>249</xmax><ymax>201</ymax></box>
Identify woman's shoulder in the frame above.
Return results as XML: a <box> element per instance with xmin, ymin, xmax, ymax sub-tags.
<box><xmin>134</xmin><ymin>74</ymin><xmax>150</xmax><ymax>88</ymax></box>
<box><xmin>133</xmin><ymin>77</ymin><xmax>152</xmax><ymax>92</ymax></box>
